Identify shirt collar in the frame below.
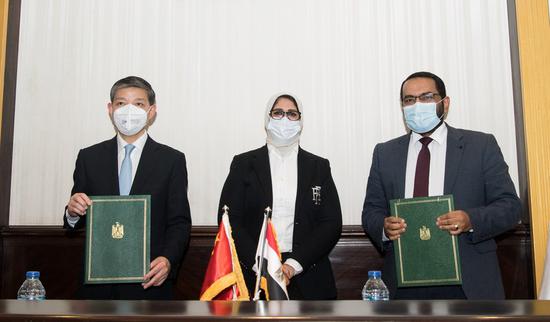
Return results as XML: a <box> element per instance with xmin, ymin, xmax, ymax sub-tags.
<box><xmin>411</xmin><ymin>122</ymin><xmax>448</xmax><ymax>146</ymax></box>
<box><xmin>267</xmin><ymin>142</ymin><xmax>299</xmax><ymax>160</ymax></box>
<box><xmin>117</xmin><ymin>132</ymin><xmax>148</xmax><ymax>152</ymax></box>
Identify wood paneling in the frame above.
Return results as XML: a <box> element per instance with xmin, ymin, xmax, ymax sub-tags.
<box><xmin>515</xmin><ymin>0</ymin><xmax>550</xmax><ymax>296</ymax></box>
<box><xmin>0</xmin><ymin>0</ymin><xmax>19</xmax><ymax>228</ymax></box>
<box><xmin>0</xmin><ymin>225</ymin><xmax>533</xmax><ymax>300</ymax></box>
<box><xmin>0</xmin><ymin>0</ymin><xmax>8</xmax><ymax>136</ymax></box>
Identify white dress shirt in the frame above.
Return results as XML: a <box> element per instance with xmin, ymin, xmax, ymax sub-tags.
<box><xmin>267</xmin><ymin>143</ymin><xmax>303</xmax><ymax>275</ymax></box>
<box><xmin>404</xmin><ymin>123</ymin><xmax>447</xmax><ymax>198</ymax></box>
<box><xmin>382</xmin><ymin>124</ymin><xmax>448</xmax><ymax>241</ymax></box>
<box><xmin>116</xmin><ymin>132</ymin><xmax>148</xmax><ymax>184</ymax></box>
<box><xmin>268</xmin><ymin>143</ymin><xmax>298</xmax><ymax>253</ymax></box>
<box><xmin>65</xmin><ymin>132</ymin><xmax>149</xmax><ymax>227</ymax></box>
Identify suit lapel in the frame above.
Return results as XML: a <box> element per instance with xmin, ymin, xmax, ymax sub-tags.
<box><xmin>394</xmin><ymin>134</ymin><xmax>410</xmax><ymax>199</ymax></box>
<box><xmin>252</xmin><ymin>146</ymin><xmax>273</xmax><ymax>209</ymax></box>
<box><xmin>105</xmin><ymin>137</ymin><xmax>120</xmax><ymax>195</ymax></box>
<box><xmin>295</xmin><ymin>148</ymin><xmax>315</xmax><ymax>217</ymax></box>
<box><xmin>130</xmin><ymin>136</ymin><xmax>159</xmax><ymax>195</ymax></box>
<box><xmin>444</xmin><ymin>125</ymin><xmax>464</xmax><ymax>194</ymax></box>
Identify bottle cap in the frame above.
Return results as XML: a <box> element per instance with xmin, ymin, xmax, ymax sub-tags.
<box><xmin>26</xmin><ymin>271</ymin><xmax>40</xmax><ymax>279</ymax></box>
<box><xmin>368</xmin><ymin>270</ymin><xmax>381</xmax><ymax>278</ymax></box>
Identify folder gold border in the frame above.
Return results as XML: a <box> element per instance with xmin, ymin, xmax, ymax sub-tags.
<box><xmin>393</xmin><ymin>196</ymin><xmax>461</xmax><ymax>286</ymax></box>
<box><xmin>86</xmin><ymin>197</ymin><xmax>149</xmax><ymax>282</ymax></box>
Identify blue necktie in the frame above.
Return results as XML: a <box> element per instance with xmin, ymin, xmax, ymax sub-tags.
<box><xmin>119</xmin><ymin>144</ymin><xmax>135</xmax><ymax>196</ymax></box>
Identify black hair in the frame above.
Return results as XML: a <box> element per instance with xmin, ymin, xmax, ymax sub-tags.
<box><xmin>110</xmin><ymin>76</ymin><xmax>156</xmax><ymax>105</ymax></box>
<box><xmin>400</xmin><ymin>71</ymin><xmax>446</xmax><ymax>100</ymax></box>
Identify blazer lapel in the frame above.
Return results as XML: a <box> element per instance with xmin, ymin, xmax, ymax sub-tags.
<box><xmin>295</xmin><ymin>147</ymin><xmax>315</xmax><ymax>217</ymax></box>
<box><xmin>252</xmin><ymin>145</ymin><xmax>273</xmax><ymax>209</ymax></box>
<box><xmin>394</xmin><ymin>134</ymin><xmax>410</xmax><ymax>199</ymax></box>
<box><xmin>105</xmin><ymin>136</ymin><xmax>120</xmax><ymax>195</ymax></box>
<box><xmin>130</xmin><ymin>136</ymin><xmax>159</xmax><ymax>195</ymax></box>
<box><xmin>444</xmin><ymin>125</ymin><xmax>464</xmax><ymax>194</ymax></box>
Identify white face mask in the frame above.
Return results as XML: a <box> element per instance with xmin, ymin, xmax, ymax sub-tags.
<box><xmin>266</xmin><ymin>117</ymin><xmax>302</xmax><ymax>147</ymax></box>
<box><xmin>113</xmin><ymin>104</ymin><xmax>149</xmax><ymax>136</ymax></box>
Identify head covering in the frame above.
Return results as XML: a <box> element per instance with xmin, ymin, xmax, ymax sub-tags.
<box><xmin>264</xmin><ymin>92</ymin><xmax>304</xmax><ymax>148</ymax></box>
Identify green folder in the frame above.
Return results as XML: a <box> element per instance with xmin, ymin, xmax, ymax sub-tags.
<box><xmin>85</xmin><ymin>195</ymin><xmax>151</xmax><ymax>284</ymax></box>
<box><xmin>390</xmin><ymin>195</ymin><xmax>462</xmax><ymax>287</ymax></box>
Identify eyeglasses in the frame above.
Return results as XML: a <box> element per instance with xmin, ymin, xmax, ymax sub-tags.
<box><xmin>269</xmin><ymin>109</ymin><xmax>301</xmax><ymax>121</ymax></box>
<box><xmin>402</xmin><ymin>92</ymin><xmax>441</xmax><ymax>106</ymax></box>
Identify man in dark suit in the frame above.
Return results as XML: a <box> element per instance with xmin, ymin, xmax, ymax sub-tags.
<box><xmin>219</xmin><ymin>93</ymin><xmax>342</xmax><ymax>300</ymax></box>
<box><xmin>64</xmin><ymin>76</ymin><xmax>192</xmax><ymax>300</ymax></box>
<box><xmin>362</xmin><ymin>71</ymin><xmax>521</xmax><ymax>299</ymax></box>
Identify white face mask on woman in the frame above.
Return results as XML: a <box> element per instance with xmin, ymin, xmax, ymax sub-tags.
<box><xmin>113</xmin><ymin>104</ymin><xmax>149</xmax><ymax>136</ymax></box>
<box><xmin>266</xmin><ymin>117</ymin><xmax>302</xmax><ymax>147</ymax></box>
<box><xmin>264</xmin><ymin>92</ymin><xmax>304</xmax><ymax>147</ymax></box>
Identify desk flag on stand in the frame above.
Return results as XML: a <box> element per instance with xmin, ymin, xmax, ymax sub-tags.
<box><xmin>253</xmin><ymin>207</ymin><xmax>289</xmax><ymax>301</ymax></box>
<box><xmin>539</xmin><ymin>223</ymin><xmax>550</xmax><ymax>299</ymax></box>
<box><xmin>200</xmin><ymin>206</ymin><xmax>249</xmax><ymax>301</ymax></box>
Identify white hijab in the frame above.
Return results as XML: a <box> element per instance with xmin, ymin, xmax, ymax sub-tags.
<box><xmin>264</xmin><ymin>92</ymin><xmax>304</xmax><ymax>150</ymax></box>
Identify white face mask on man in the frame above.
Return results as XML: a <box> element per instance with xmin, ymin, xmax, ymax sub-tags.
<box><xmin>266</xmin><ymin>117</ymin><xmax>302</xmax><ymax>147</ymax></box>
<box><xmin>112</xmin><ymin>104</ymin><xmax>149</xmax><ymax>136</ymax></box>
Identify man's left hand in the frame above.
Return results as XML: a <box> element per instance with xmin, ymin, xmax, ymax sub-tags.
<box><xmin>142</xmin><ymin>256</ymin><xmax>171</xmax><ymax>289</ymax></box>
<box><xmin>436</xmin><ymin>210</ymin><xmax>472</xmax><ymax>235</ymax></box>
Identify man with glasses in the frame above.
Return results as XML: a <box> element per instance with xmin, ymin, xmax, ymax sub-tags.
<box><xmin>218</xmin><ymin>93</ymin><xmax>342</xmax><ymax>300</ymax></box>
<box><xmin>362</xmin><ymin>71</ymin><xmax>521</xmax><ymax>299</ymax></box>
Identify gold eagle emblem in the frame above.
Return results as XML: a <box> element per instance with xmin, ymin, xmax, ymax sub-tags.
<box><xmin>419</xmin><ymin>225</ymin><xmax>431</xmax><ymax>241</ymax></box>
<box><xmin>112</xmin><ymin>222</ymin><xmax>124</xmax><ymax>239</ymax></box>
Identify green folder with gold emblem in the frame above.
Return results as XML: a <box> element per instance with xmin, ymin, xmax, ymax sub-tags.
<box><xmin>390</xmin><ymin>195</ymin><xmax>462</xmax><ymax>287</ymax></box>
<box><xmin>85</xmin><ymin>195</ymin><xmax>150</xmax><ymax>284</ymax></box>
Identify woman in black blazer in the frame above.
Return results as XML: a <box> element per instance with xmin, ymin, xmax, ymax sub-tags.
<box><xmin>218</xmin><ymin>93</ymin><xmax>342</xmax><ymax>300</ymax></box>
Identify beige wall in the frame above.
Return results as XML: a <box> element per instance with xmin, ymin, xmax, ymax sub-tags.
<box><xmin>0</xmin><ymin>0</ymin><xmax>9</xmax><ymax>138</ymax></box>
<box><xmin>516</xmin><ymin>0</ymin><xmax>550</xmax><ymax>296</ymax></box>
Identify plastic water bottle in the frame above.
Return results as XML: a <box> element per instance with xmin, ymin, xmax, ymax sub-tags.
<box><xmin>362</xmin><ymin>270</ymin><xmax>389</xmax><ymax>301</ymax></box>
<box><xmin>17</xmin><ymin>271</ymin><xmax>46</xmax><ymax>300</ymax></box>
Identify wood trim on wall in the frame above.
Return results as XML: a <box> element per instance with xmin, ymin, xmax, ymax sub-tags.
<box><xmin>0</xmin><ymin>0</ymin><xmax>18</xmax><ymax>228</ymax></box>
<box><xmin>515</xmin><ymin>0</ymin><xmax>550</xmax><ymax>297</ymax></box>
<box><xmin>507</xmin><ymin>0</ymin><xmax>530</xmax><ymax>225</ymax></box>
<box><xmin>0</xmin><ymin>0</ymin><xmax>9</xmax><ymax>137</ymax></box>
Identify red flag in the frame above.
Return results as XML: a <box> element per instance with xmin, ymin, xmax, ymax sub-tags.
<box><xmin>200</xmin><ymin>212</ymin><xmax>249</xmax><ymax>300</ymax></box>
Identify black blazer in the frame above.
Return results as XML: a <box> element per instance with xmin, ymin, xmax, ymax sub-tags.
<box><xmin>63</xmin><ymin>136</ymin><xmax>192</xmax><ymax>299</ymax></box>
<box><xmin>362</xmin><ymin>125</ymin><xmax>521</xmax><ymax>299</ymax></box>
<box><xmin>219</xmin><ymin>145</ymin><xmax>342</xmax><ymax>300</ymax></box>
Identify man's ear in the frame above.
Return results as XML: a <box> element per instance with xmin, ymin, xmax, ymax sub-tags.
<box><xmin>107</xmin><ymin>102</ymin><xmax>113</xmax><ymax>117</ymax></box>
<box><xmin>443</xmin><ymin>97</ymin><xmax>450</xmax><ymax>115</ymax></box>
<box><xmin>147</xmin><ymin>104</ymin><xmax>157</xmax><ymax>126</ymax></box>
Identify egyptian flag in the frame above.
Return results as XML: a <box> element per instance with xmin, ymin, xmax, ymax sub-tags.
<box><xmin>200</xmin><ymin>212</ymin><xmax>249</xmax><ymax>301</ymax></box>
<box><xmin>253</xmin><ymin>216</ymin><xmax>289</xmax><ymax>300</ymax></box>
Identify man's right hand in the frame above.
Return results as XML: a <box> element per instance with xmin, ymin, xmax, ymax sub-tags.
<box><xmin>383</xmin><ymin>217</ymin><xmax>407</xmax><ymax>240</ymax></box>
<box><xmin>67</xmin><ymin>193</ymin><xmax>92</xmax><ymax>217</ymax></box>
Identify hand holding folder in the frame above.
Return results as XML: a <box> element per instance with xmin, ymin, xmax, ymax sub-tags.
<box><xmin>390</xmin><ymin>195</ymin><xmax>462</xmax><ymax>288</ymax></box>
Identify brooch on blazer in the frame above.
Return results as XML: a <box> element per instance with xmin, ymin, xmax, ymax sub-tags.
<box><xmin>312</xmin><ymin>186</ymin><xmax>321</xmax><ymax>205</ymax></box>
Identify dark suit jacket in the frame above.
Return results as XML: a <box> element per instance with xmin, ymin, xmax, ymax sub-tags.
<box><xmin>361</xmin><ymin>125</ymin><xmax>521</xmax><ymax>299</ymax></box>
<box><xmin>63</xmin><ymin>136</ymin><xmax>192</xmax><ymax>300</ymax></box>
<box><xmin>219</xmin><ymin>145</ymin><xmax>342</xmax><ymax>300</ymax></box>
